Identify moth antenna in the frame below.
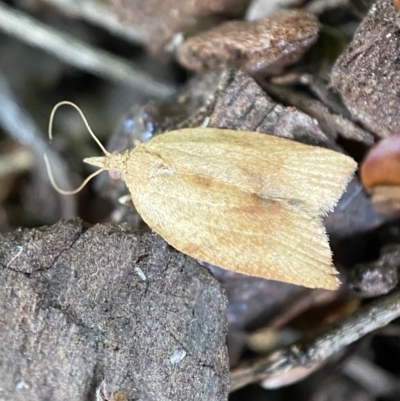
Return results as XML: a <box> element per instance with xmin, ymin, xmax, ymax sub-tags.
<box><xmin>48</xmin><ymin>101</ymin><xmax>111</xmax><ymax>156</ymax></box>
<box><xmin>44</xmin><ymin>153</ymin><xmax>105</xmax><ymax>195</ymax></box>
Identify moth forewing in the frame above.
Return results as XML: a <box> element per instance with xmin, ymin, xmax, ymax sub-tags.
<box><xmin>143</xmin><ymin>128</ymin><xmax>357</xmax><ymax>215</ymax></box>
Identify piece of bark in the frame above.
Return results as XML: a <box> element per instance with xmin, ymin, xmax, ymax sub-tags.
<box><xmin>0</xmin><ymin>219</ymin><xmax>229</xmax><ymax>401</ymax></box>
<box><xmin>176</xmin><ymin>10</ymin><xmax>320</xmax><ymax>76</ymax></box>
<box><xmin>331</xmin><ymin>0</ymin><xmax>400</xmax><ymax>138</ymax></box>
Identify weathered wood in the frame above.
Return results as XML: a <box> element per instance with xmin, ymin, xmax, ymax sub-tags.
<box><xmin>0</xmin><ymin>219</ymin><xmax>229</xmax><ymax>401</ymax></box>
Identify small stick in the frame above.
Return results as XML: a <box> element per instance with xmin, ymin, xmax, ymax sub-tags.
<box><xmin>230</xmin><ymin>288</ymin><xmax>400</xmax><ymax>391</ymax></box>
<box><xmin>0</xmin><ymin>3</ymin><xmax>175</xmax><ymax>97</ymax></box>
<box><xmin>40</xmin><ymin>0</ymin><xmax>145</xmax><ymax>44</ymax></box>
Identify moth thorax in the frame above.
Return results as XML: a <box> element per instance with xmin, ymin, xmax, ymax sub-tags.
<box><xmin>105</xmin><ymin>152</ymin><xmax>129</xmax><ymax>175</ymax></box>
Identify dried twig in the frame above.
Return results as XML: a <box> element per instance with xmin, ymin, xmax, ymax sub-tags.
<box><xmin>0</xmin><ymin>3</ymin><xmax>175</xmax><ymax>97</ymax></box>
<box><xmin>230</xmin><ymin>288</ymin><xmax>400</xmax><ymax>391</ymax></box>
<box><xmin>40</xmin><ymin>0</ymin><xmax>145</xmax><ymax>44</ymax></box>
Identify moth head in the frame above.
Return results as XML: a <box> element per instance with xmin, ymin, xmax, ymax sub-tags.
<box><xmin>84</xmin><ymin>152</ymin><xmax>129</xmax><ymax>177</ymax></box>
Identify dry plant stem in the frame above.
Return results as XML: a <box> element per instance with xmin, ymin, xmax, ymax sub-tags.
<box><xmin>40</xmin><ymin>0</ymin><xmax>145</xmax><ymax>44</ymax></box>
<box><xmin>0</xmin><ymin>71</ymin><xmax>76</xmax><ymax>218</ymax></box>
<box><xmin>230</xmin><ymin>288</ymin><xmax>400</xmax><ymax>391</ymax></box>
<box><xmin>0</xmin><ymin>3</ymin><xmax>175</xmax><ymax>97</ymax></box>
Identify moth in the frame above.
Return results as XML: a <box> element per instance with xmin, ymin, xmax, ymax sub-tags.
<box><xmin>46</xmin><ymin>102</ymin><xmax>357</xmax><ymax>290</ymax></box>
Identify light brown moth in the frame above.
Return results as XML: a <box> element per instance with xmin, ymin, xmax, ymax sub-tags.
<box><xmin>46</xmin><ymin>102</ymin><xmax>357</xmax><ymax>290</ymax></box>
